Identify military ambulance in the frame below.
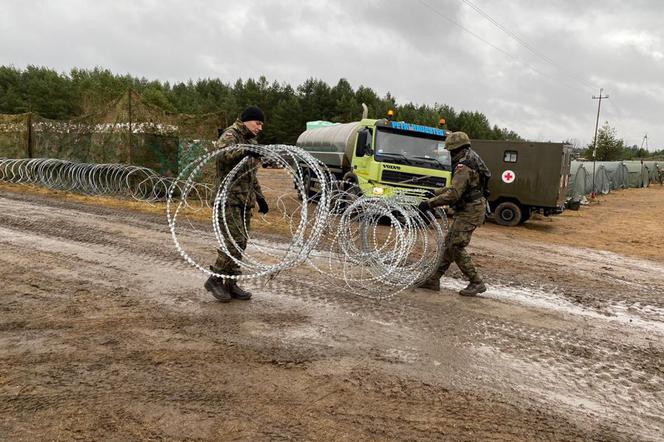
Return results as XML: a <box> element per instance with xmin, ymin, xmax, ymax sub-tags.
<box><xmin>470</xmin><ymin>140</ymin><xmax>572</xmax><ymax>226</ymax></box>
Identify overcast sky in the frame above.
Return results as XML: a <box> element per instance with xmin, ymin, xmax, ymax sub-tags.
<box><xmin>2</xmin><ymin>0</ymin><xmax>663</xmax><ymax>149</ymax></box>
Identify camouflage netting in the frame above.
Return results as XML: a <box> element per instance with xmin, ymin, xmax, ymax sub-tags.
<box><xmin>0</xmin><ymin>113</ymin><xmax>30</xmax><ymax>158</ymax></box>
<box><xmin>178</xmin><ymin>139</ymin><xmax>217</xmax><ymax>185</ymax></box>
<box><xmin>0</xmin><ymin>91</ymin><xmax>227</xmax><ymax>180</ymax></box>
<box><xmin>174</xmin><ymin>111</ymin><xmax>227</xmax><ymax>140</ymax></box>
<box><xmin>173</xmin><ymin>112</ymin><xmax>226</xmax><ymax>185</ymax></box>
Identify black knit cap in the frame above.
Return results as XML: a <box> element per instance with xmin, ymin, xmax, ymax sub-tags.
<box><xmin>240</xmin><ymin>106</ymin><xmax>265</xmax><ymax>123</ymax></box>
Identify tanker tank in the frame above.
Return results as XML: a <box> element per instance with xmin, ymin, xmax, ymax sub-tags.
<box><xmin>296</xmin><ymin>122</ymin><xmax>362</xmax><ymax>171</ymax></box>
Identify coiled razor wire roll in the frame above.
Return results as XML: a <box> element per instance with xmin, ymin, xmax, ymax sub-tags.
<box><xmin>167</xmin><ymin>144</ymin><xmax>448</xmax><ymax>299</ymax></box>
<box><xmin>167</xmin><ymin>143</ymin><xmax>333</xmax><ymax>282</ymax></box>
<box><xmin>0</xmin><ymin>157</ymin><xmax>212</xmax><ymax>209</ymax></box>
<box><xmin>313</xmin><ymin>189</ymin><xmax>447</xmax><ymax>299</ymax></box>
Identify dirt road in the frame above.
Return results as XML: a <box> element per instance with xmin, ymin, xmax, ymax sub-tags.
<box><xmin>1</xmin><ymin>183</ymin><xmax>663</xmax><ymax>440</ymax></box>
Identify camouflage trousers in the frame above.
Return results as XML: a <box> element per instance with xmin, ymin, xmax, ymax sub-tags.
<box><xmin>433</xmin><ymin>218</ymin><xmax>482</xmax><ymax>284</ymax></box>
<box><xmin>211</xmin><ymin>205</ymin><xmax>252</xmax><ymax>276</ymax></box>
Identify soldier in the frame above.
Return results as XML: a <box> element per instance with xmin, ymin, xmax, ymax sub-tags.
<box><xmin>657</xmin><ymin>164</ymin><xmax>664</xmax><ymax>185</ymax></box>
<box><xmin>417</xmin><ymin>131</ymin><xmax>491</xmax><ymax>296</ymax></box>
<box><xmin>205</xmin><ymin>106</ymin><xmax>269</xmax><ymax>302</ymax></box>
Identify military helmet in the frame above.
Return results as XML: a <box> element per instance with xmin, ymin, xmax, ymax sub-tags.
<box><xmin>445</xmin><ymin>131</ymin><xmax>471</xmax><ymax>151</ymax></box>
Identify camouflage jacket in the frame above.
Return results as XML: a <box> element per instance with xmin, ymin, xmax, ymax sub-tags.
<box><xmin>215</xmin><ymin>119</ymin><xmax>264</xmax><ymax>208</ymax></box>
<box><xmin>428</xmin><ymin>148</ymin><xmax>487</xmax><ymax>227</ymax></box>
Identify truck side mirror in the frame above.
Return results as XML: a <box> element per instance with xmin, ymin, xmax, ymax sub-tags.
<box><xmin>356</xmin><ymin>129</ymin><xmax>371</xmax><ymax>156</ymax></box>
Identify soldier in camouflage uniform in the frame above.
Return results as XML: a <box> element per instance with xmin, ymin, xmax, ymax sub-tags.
<box><xmin>657</xmin><ymin>164</ymin><xmax>664</xmax><ymax>185</ymax></box>
<box><xmin>417</xmin><ymin>131</ymin><xmax>490</xmax><ymax>296</ymax></box>
<box><xmin>205</xmin><ymin>106</ymin><xmax>269</xmax><ymax>302</ymax></box>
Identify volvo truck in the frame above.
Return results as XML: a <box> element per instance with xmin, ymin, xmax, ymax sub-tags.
<box><xmin>296</xmin><ymin>110</ymin><xmax>452</xmax><ymax>204</ymax></box>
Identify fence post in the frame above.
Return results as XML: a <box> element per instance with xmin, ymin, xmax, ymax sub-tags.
<box><xmin>127</xmin><ymin>88</ymin><xmax>133</xmax><ymax>165</ymax></box>
<box><xmin>26</xmin><ymin>112</ymin><xmax>34</xmax><ymax>158</ymax></box>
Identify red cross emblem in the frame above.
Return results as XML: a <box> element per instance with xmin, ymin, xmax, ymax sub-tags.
<box><xmin>502</xmin><ymin>170</ymin><xmax>515</xmax><ymax>183</ymax></box>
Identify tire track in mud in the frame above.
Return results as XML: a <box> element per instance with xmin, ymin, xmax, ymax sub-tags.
<box><xmin>1</xmin><ymin>190</ymin><xmax>663</xmax><ymax>440</ymax></box>
<box><xmin>0</xmin><ymin>198</ymin><xmax>186</xmax><ymax>269</ymax></box>
<box><xmin>1</xmin><ymin>270</ymin><xmax>605</xmax><ymax>440</ymax></box>
<box><xmin>263</xmin><ymin>272</ymin><xmax>664</xmax><ymax>440</ymax></box>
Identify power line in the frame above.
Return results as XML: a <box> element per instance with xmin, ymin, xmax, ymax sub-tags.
<box><xmin>415</xmin><ymin>0</ymin><xmax>591</xmax><ymax>94</ymax></box>
<box><xmin>458</xmin><ymin>0</ymin><xmax>596</xmax><ymax>91</ymax></box>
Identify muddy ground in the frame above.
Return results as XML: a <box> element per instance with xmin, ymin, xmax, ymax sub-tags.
<box><xmin>1</xmin><ymin>178</ymin><xmax>663</xmax><ymax>441</ymax></box>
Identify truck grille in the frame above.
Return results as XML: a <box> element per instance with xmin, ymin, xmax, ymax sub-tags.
<box><xmin>380</xmin><ymin>170</ymin><xmax>446</xmax><ymax>188</ymax></box>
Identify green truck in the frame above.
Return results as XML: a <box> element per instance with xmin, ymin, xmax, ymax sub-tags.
<box><xmin>296</xmin><ymin>113</ymin><xmax>452</xmax><ymax>204</ymax></box>
<box><xmin>470</xmin><ymin>140</ymin><xmax>572</xmax><ymax>226</ymax></box>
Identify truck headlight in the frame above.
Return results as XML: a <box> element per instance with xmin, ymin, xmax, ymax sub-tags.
<box><xmin>372</xmin><ymin>186</ymin><xmax>384</xmax><ymax>195</ymax></box>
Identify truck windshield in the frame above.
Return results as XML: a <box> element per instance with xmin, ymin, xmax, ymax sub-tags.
<box><xmin>375</xmin><ymin>127</ymin><xmax>451</xmax><ymax>170</ymax></box>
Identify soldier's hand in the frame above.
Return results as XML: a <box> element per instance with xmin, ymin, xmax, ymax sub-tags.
<box><xmin>246</xmin><ymin>149</ymin><xmax>261</xmax><ymax>159</ymax></box>
<box><xmin>424</xmin><ymin>189</ymin><xmax>436</xmax><ymax>199</ymax></box>
<box><xmin>256</xmin><ymin>197</ymin><xmax>269</xmax><ymax>214</ymax></box>
<box><xmin>417</xmin><ymin>200</ymin><xmax>431</xmax><ymax>213</ymax></box>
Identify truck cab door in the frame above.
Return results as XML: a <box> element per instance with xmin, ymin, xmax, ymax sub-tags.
<box><xmin>352</xmin><ymin>128</ymin><xmax>373</xmax><ymax>180</ymax></box>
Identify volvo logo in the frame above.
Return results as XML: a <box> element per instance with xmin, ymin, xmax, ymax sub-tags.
<box><xmin>383</xmin><ymin>164</ymin><xmax>401</xmax><ymax>170</ymax></box>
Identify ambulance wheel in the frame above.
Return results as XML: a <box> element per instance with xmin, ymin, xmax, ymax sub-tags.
<box><xmin>519</xmin><ymin>209</ymin><xmax>531</xmax><ymax>224</ymax></box>
<box><xmin>494</xmin><ymin>202</ymin><xmax>522</xmax><ymax>227</ymax></box>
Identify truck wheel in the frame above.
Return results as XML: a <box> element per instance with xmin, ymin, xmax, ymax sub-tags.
<box><xmin>302</xmin><ymin>168</ymin><xmax>318</xmax><ymax>200</ymax></box>
<box><xmin>494</xmin><ymin>202</ymin><xmax>522</xmax><ymax>227</ymax></box>
<box><xmin>331</xmin><ymin>174</ymin><xmax>361</xmax><ymax>213</ymax></box>
<box><xmin>519</xmin><ymin>209</ymin><xmax>531</xmax><ymax>224</ymax></box>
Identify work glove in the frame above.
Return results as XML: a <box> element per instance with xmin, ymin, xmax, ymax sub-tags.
<box><xmin>417</xmin><ymin>200</ymin><xmax>431</xmax><ymax>213</ymax></box>
<box><xmin>246</xmin><ymin>149</ymin><xmax>261</xmax><ymax>159</ymax></box>
<box><xmin>424</xmin><ymin>190</ymin><xmax>436</xmax><ymax>199</ymax></box>
<box><xmin>256</xmin><ymin>197</ymin><xmax>269</xmax><ymax>214</ymax></box>
<box><xmin>417</xmin><ymin>200</ymin><xmax>432</xmax><ymax>225</ymax></box>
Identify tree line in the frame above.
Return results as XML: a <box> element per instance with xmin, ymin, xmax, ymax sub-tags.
<box><xmin>0</xmin><ymin>65</ymin><xmax>522</xmax><ymax>144</ymax></box>
<box><xmin>578</xmin><ymin>122</ymin><xmax>664</xmax><ymax>161</ymax></box>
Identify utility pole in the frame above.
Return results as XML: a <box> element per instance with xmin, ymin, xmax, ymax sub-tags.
<box><xmin>641</xmin><ymin>133</ymin><xmax>649</xmax><ymax>152</ymax></box>
<box><xmin>591</xmin><ymin>88</ymin><xmax>609</xmax><ymax>196</ymax></box>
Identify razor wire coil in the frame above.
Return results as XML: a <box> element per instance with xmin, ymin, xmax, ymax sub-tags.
<box><xmin>166</xmin><ymin>144</ymin><xmax>447</xmax><ymax>299</ymax></box>
<box><xmin>0</xmin><ymin>157</ymin><xmax>212</xmax><ymax>209</ymax></box>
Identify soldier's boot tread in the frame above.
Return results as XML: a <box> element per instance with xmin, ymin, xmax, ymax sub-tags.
<box><xmin>228</xmin><ymin>281</ymin><xmax>252</xmax><ymax>300</ymax></box>
<box><xmin>459</xmin><ymin>281</ymin><xmax>487</xmax><ymax>297</ymax></box>
<box><xmin>204</xmin><ymin>276</ymin><xmax>232</xmax><ymax>302</ymax></box>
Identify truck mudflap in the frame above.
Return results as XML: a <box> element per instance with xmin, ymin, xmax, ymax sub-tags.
<box><xmin>542</xmin><ymin>204</ymin><xmax>565</xmax><ymax>216</ymax></box>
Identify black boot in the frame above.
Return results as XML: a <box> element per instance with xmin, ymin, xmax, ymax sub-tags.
<box><xmin>459</xmin><ymin>281</ymin><xmax>487</xmax><ymax>297</ymax></box>
<box><xmin>227</xmin><ymin>280</ymin><xmax>252</xmax><ymax>300</ymax></box>
<box><xmin>204</xmin><ymin>275</ymin><xmax>231</xmax><ymax>302</ymax></box>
